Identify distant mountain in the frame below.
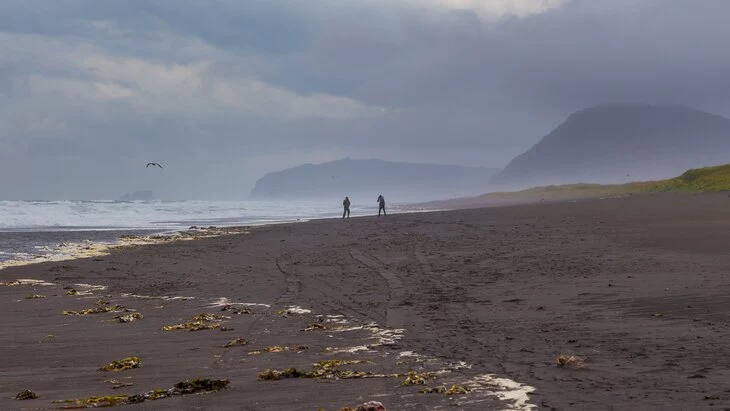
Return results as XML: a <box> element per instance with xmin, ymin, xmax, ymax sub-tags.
<box><xmin>118</xmin><ymin>190</ymin><xmax>153</xmax><ymax>201</ymax></box>
<box><xmin>492</xmin><ymin>104</ymin><xmax>730</xmax><ymax>189</ymax></box>
<box><xmin>250</xmin><ymin>158</ymin><xmax>499</xmax><ymax>202</ymax></box>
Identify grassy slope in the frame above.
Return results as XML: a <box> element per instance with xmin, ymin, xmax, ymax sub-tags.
<box><xmin>652</xmin><ymin>163</ymin><xmax>730</xmax><ymax>192</ymax></box>
<box><xmin>485</xmin><ymin>163</ymin><xmax>730</xmax><ymax>202</ymax></box>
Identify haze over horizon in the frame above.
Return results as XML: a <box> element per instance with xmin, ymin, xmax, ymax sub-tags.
<box><xmin>2</xmin><ymin>0</ymin><xmax>730</xmax><ymax>200</ymax></box>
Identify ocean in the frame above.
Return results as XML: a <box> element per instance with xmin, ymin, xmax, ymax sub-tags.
<box><xmin>0</xmin><ymin>199</ymin><xmax>384</xmax><ymax>265</ymax></box>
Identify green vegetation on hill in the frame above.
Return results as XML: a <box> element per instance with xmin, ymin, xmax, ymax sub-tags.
<box><xmin>484</xmin><ymin>182</ymin><xmax>648</xmax><ymax>202</ymax></box>
<box><xmin>485</xmin><ymin>163</ymin><xmax>730</xmax><ymax>202</ymax></box>
<box><xmin>652</xmin><ymin>163</ymin><xmax>730</xmax><ymax>192</ymax></box>
<box><xmin>488</xmin><ymin>182</ymin><xmax>651</xmax><ymax>200</ymax></box>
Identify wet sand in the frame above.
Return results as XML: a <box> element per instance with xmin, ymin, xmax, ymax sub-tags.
<box><xmin>2</xmin><ymin>193</ymin><xmax>730</xmax><ymax>410</ymax></box>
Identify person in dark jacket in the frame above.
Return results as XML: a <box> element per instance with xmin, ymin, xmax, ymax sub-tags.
<box><xmin>343</xmin><ymin>196</ymin><xmax>351</xmax><ymax>219</ymax></box>
<box><xmin>377</xmin><ymin>194</ymin><xmax>386</xmax><ymax>216</ymax></box>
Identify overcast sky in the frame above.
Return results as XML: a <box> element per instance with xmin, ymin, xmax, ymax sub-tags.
<box><xmin>2</xmin><ymin>0</ymin><xmax>729</xmax><ymax>199</ymax></box>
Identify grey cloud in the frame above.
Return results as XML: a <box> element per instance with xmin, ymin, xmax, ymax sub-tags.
<box><xmin>2</xmin><ymin>0</ymin><xmax>730</xmax><ymax>199</ymax></box>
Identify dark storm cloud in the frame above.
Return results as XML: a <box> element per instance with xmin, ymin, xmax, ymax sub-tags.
<box><xmin>1</xmin><ymin>0</ymin><xmax>729</xmax><ymax>199</ymax></box>
<box><xmin>297</xmin><ymin>0</ymin><xmax>730</xmax><ymax>111</ymax></box>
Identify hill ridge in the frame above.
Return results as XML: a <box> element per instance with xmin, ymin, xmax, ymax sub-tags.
<box><xmin>492</xmin><ymin>104</ymin><xmax>730</xmax><ymax>189</ymax></box>
<box><xmin>250</xmin><ymin>158</ymin><xmax>499</xmax><ymax>201</ymax></box>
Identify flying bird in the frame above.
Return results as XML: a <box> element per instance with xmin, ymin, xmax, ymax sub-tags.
<box><xmin>146</xmin><ymin>162</ymin><xmax>163</xmax><ymax>169</ymax></box>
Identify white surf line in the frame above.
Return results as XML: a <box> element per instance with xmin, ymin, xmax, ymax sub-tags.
<box><xmin>120</xmin><ymin>295</ymin><xmax>274</xmax><ymax>306</ymax></box>
<box><xmin>74</xmin><ymin>283</ymin><xmax>108</xmax><ymax>291</ymax></box>
<box><xmin>0</xmin><ymin>241</ymin><xmax>115</xmax><ymax>271</ymax></box>
<box><xmin>0</xmin><ymin>279</ymin><xmax>56</xmax><ymax>286</ymax></box>
<box><xmin>320</xmin><ymin>314</ymin><xmax>349</xmax><ymax>324</ymax></box>
<box><xmin>329</xmin><ymin>321</ymin><xmax>406</xmax><ymax>347</ymax></box>
<box><xmin>325</xmin><ymin>345</ymin><xmax>376</xmax><ymax>354</ymax></box>
<box><xmin>121</xmin><ymin>293</ymin><xmax>196</xmax><ymax>301</ymax></box>
<box><xmin>61</xmin><ymin>283</ymin><xmax>109</xmax><ymax>297</ymax></box>
<box><xmin>282</xmin><ymin>306</ymin><xmax>311</xmax><ymax>314</ymax></box>
<box><xmin>0</xmin><ymin>228</ymin><xmax>250</xmax><ymax>272</ymax></box>
<box><xmin>206</xmin><ymin>297</ymin><xmax>270</xmax><ymax>308</ymax></box>
<box><xmin>464</xmin><ymin>374</ymin><xmax>537</xmax><ymax>411</ymax></box>
<box><xmin>370</xmin><ymin>327</ymin><xmax>405</xmax><ymax>346</ymax></box>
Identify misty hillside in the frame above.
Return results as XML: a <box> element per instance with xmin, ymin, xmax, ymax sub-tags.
<box><xmin>250</xmin><ymin>158</ymin><xmax>499</xmax><ymax>202</ymax></box>
<box><xmin>492</xmin><ymin>104</ymin><xmax>730</xmax><ymax>189</ymax></box>
<box><xmin>424</xmin><ymin>162</ymin><xmax>730</xmax><ymax>211</ymax></box>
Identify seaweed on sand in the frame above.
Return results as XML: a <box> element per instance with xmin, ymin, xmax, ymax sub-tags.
<box><xmin>419</xmin><ymin>385</ymin><xmax>470</xmax><ymax>395</ymax></box>
<box><xmin>220</xmin><ymin>305</ymin><xmax>251</xmax><ymax>314</ymax></box>
<box><xmin>162</xmin><ymin>313</ymin><xmax>227</xmax><ymax>331</ymax></box>
<box><xmin>63</xmin><ymin>305</ymin><xmax>128</xmax><ymax>315</ymax></box>
<box><xmin>247</xmin><ymin>345</ymin><xmax>309</xmax><ymax>355</ymax></box>
<box><xmin>53</xmin><ymin>378</ymin><xmax>230</xmax><ymax>408</ymax></box>
<box><xmin>330</xmin><ymin>401</ymin><xmax>387</xmax><ymax>411</ymax></box>
<box><xmin>104</xmin><ymin>379</ymin><xmax>134</xmax><ymax>389</ymax></box>
<box><xmin>224</xmin><ymin>338</ymin><xmax>248</xmax><ymax>348</ymax></box>
<box><xmin>302</xmin><ymin>323</ymin><xmax>327</xmax><ymax>331</ymax></box>
<box><xmin>258</xmin><ymin>360</ymin><xmax>373</xmax><ymax>381</ymax></box>
<box><xmin>54</xmin><ymin>395</ymin><xmax>129</xmax><ymax>408</ymax></box>
<box><xmin>169</xmin><ymin>378</ymin><xmax>230</xmax><ymax>395</ymax></box>
<box><xmin>247</xmin><ymin>346</ymin><xmax>285</xmax><ymax>355</ymax></box>
<box><xmin>98</xmin><ymin>357</ymin><xmax>141</xmax><ymax>372</ymax></box>
<box><xmin>190</xmin><ymin>313</ymin><xmax>229</xmax><ymax>321</ymax></box>
<box><xmin>257</xmin><ymin>368</ymin><xmax>308</xmax><ymax>380</ymax></box>
<box><xmin>15</xmin><ymin>390</ymin><xmax>39</xmax><ymax>400</ymax></box>
<box><xmin>313</xmin><ymin>359</ymin><xmax>367</xmax><ymax>369</ymax></box>
<box><xmin>114</xmin><ymin>313</ymin><xmax>143</xmax><ymax>323</ymax></box>
<box><xmin>2</xmin><ymin>279</ymin><xmax>54</xmax><ymax>287</ymax></box>
<box><xmin>556</xmin><ymin>354</ymin><xmax>585</xmax><ymax>369</ymax></box>
<box><xmin>162</xmin><ymin>321</ymin><xmax>221</xmax><ymax>331</ymax></box>
<box><xmin>401</xmin><ymin>371</ymin><xmax>435</xmax><ymax>386</ymax></box>
<box><xmin>308</xmin><ymin>360</ymin><xmax>371</xmax><ymax>379</ymax></box>
<box><xmin>64</xmin><ymin>301</ymin><xmax>130</xmax><ymax>316</ymax></box>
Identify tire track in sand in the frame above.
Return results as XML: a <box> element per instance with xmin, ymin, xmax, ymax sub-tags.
<box><xmin>411</xmin><ymin>247</ymin><xmax>483</xmax><ymax>360</ymax></box>
<box><xmin>350</xmin><ymin>247</ymin><xmax>538</xmax><ymax>410</ymax></box>
<box><xmin>348</xmin><ymin>248</ymin><xmax>407</xmax><ymax>329</ymax></box>
<box><xmin>213</xmin><ymin>256</ymin><xmax>301</xmax><ymax>370</ymax></box>
<box><xmin>275</xmin><ymin>256</ymin><xmax>301</xmax><ymax>305</ymax></box>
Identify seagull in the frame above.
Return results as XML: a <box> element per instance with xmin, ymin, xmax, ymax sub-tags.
<box><xmin>146</xmin><ymin>162</ymin><xmax>163</xmax><ymax>169</ymax></box>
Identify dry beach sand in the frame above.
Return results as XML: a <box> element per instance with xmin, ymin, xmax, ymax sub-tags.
<box><xmin>2</xmin><ymin>193</ymin><xmax>730</xmax><ymax>410</ymax></box>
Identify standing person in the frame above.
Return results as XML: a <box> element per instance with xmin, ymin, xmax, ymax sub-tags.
<box><xmin>343</xmin><ymin>196</ymin><xmax>351</xmax><ymax>219</ymax></box>
<box><xmin>377</xmin><ymin>194</ymin><xmax>386</xmax><ymax>216</ymax></box>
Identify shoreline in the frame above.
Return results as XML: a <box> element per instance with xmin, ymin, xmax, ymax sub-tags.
<box><xmin>0</xmin><ymin>226</ymin><xmax>251</xmax><ymax>271</ymax></box>
<box><xmin>0</xmin><ymin>203</ymin><xmax>436</xmax><ymax>272</ymax></box>
<box><xmin>3</xmin><ymin>192</ymin><xmax>730</xmax><ymax>409</ymax></box>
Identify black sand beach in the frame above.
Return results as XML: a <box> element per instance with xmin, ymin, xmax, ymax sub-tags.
<box><xmin>3</xmin><ymin>193</ymin><xmax>730</xmax><ymax>410</ymax></box>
